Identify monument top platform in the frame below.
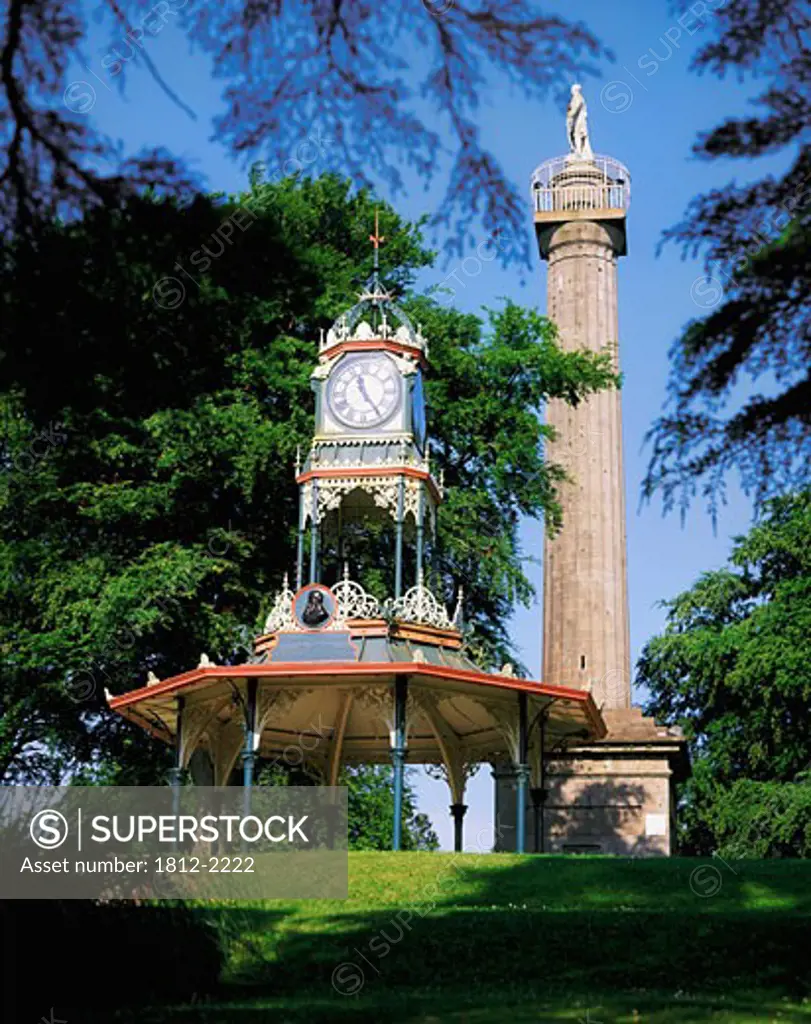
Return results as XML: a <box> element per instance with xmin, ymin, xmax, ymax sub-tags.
<box><xmin>531</xmin><ymin>153</ymin><xmax>631</xmax><ymax>219</ymax></box>
<box><xmin>531</xmin><ymin>153</ymin><xmax>631</xmax><ymax>258</ymax></box>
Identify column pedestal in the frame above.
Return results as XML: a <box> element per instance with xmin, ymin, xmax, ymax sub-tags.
<box><xmin>449</xmin><ymin>803</ymin><xmax>468</xmax><ymax>853</ymax></box>
<box><xmin>530</xmin><ymin>787</ymin><xmax>546</xmax><ymax>853</ymax></box>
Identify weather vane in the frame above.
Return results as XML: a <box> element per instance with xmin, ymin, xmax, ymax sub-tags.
<box><xmin>366</xmin><ymin>208</ymin><xmax>388</xmax><ymax>322</ymax></box>
<box><xmin>369</xmin><ymin>209</ymin><xmax>385</xmax><ymax>252</ymax></box>
<box><xmin>369</xmin><ymin>209</ymin><xmax>386</xmax><ymax>283</ymax></box>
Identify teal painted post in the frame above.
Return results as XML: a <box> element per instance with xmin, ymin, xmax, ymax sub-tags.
<box><xmin>309</xmin><ymin>481</ymin><xmax>319</xmax><ymax>583</ymax></box>
<box><xmin>516</xmin><ymin>692</ymin><xmax>529</xmax><ymax>854</ymax></box>
<box><xmin>169</xmin><ymin>695</ymin><xmax>184</xmax><ymax>849</ymax></box>
<box><xmin>242</xmin><ymin>679</ymin><xmax>258</xmax><ymax>818</ymax></box>
<box><xmin>415</xmin><ymin>486</ymin><xmax>425</xmax><ymax>586</ymax></box>
<box><xmin>296</xmin><ymin>488</ymin><xmax>305</xmax><ymax>589</ymax></box>
<box><xmin>391</xmin><ymin>676</ymin><xmax>408</xmax><ymax>851</ymax></box>
<box><xmin>538</xmin><ymin>712</ymin><xmax>548</xmax><ymax>853</ymax></box>
<box><xmin>394</xmin><ymin>476</ymin><xmax>405</xmax><ymax>598</ymax></box>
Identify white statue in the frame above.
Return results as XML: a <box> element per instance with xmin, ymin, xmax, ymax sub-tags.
<box><xmin>566</xmin><ymin>84</ymin><xmax>593</xmax><ymax>162</ymax></box>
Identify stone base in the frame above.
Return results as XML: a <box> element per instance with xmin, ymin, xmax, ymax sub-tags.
<box><xmin>493</xmin><ymin>707</ymin><xmax>688</xmax><ymax>856</ymax></box>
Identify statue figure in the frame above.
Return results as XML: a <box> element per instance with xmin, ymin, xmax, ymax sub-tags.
<box><xmin>566</xmin><ymin>84</ymin><xmax>593</xmax><ymax>162</ymax></box>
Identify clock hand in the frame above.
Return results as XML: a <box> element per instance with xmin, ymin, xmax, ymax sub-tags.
<box><xmin>357</xmin><ymin>375</ymin><xmax>381</xmax><ymax>417</ymax></box>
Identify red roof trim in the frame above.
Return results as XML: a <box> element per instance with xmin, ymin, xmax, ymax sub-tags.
<box><xmin>108</xmin><ymin>663</ymin><xmax>605</xmax><ymax>737</ymax></box>
<box><xmin>320</xmin><ymin>339</ymin><xmax>427</xmax><ymax>366</ymax></box>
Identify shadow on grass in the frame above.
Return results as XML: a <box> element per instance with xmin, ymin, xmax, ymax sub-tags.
<box><xmin>11</xmin><ymin>855</ymin><xmax>811</xmax><ymax>1023</ymax></box>
<box><xmin>128</xmin><ymin>990</ymin><xmax>811</xmax><ymax>1024</ymax></box>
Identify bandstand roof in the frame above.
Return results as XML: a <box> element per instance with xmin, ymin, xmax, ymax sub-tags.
<box><xmin>109</xmin><ymin>651</ymin><xmax>605</xmax><ymax>776</ymax></box>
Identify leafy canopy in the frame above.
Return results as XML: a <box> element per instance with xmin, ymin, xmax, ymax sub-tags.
<box><xmin>639</xmin><ymin>491</ymin><xmax>811</xmax><ymax>854</ymax></box>
<box><xmin>0</xmin><ymin>0</ymin><xmax>606</xmax><ymax>260</ymax></box>
<box><xmin>645</xmin><ymin>0</ymin><xmax>811</xmax><ymax>516</ymax></box>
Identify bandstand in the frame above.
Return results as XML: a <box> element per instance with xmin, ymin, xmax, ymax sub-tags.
<box><xmin>108</xmin><ymin>219</ymin><xmax>605</xmax><ymax>852</ymax></box>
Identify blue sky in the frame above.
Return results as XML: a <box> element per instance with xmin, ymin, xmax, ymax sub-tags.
<box><xmin>69</xmin><ymin>3</ymin><xmax>776</xmax><ymax>849</ymax></box>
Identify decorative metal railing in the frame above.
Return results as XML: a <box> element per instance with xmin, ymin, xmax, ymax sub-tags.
<box><xmin>531</xmin><ymin>154</ymin><xmax>631</xmax><ymax>215</ymax></box>
<box><xmin>263</xmin><ymin>570</ymin><xmax>463</xmax><ymax>634</ymax></box>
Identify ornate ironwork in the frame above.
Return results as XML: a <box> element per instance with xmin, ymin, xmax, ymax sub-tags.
<box><xmin>385</xmin><ymin>576</ymin><xmax>455</xmax><ymax>630</ymax></box>
<box><xmin>301</xmin><ymin>475</ymin><xmax>434</xmax><ymax>528</ymax></box>
<box><xmin>262</xmin><ymin>571</ymin><xmax>459</xmax><ymax>634</ymax></box>
<box><xmin>332</xmin><ymin>566</ymin><xmax>383</xmax><ymax>619</ymax></box>
<box><xmin>322</xmin><ymin>269</ymin><xmax>428</xmax><ymax>355</ymax></box>
<box><xmin>263</xmin><ymin>573</ymin><xmax>296</xmax><ymax>633</ymax></box>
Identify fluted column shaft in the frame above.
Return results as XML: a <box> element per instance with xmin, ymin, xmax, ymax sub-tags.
<box><xmin>542</xmin><ymin>219</ymin><xmax>631</xmax><ymax>709</ymax></box>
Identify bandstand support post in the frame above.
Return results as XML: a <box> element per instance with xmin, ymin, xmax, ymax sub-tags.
<box><xmin>515</xmin><ymin>692</ymin><xmax>529</xmax><ymax>854</ymax></box>
<box><xmin>242</xmin><ymin>679</ymin><xmax>258</xmax><ymax>818</ymax></box>
<box><xmin>391</xmin><ymin>675</ymin><xmax>408</xmax><ymax>851</ymax></box>
<box><xmin>309</xmin><ymin>481</ymin><xmax>319</xmax><ymax>584</ymax></box>
<box><xmin>394</xmin><ymin>476</ymin><xmax>405</xmax><ymax>599</ymax></box>
<box><xmin>415</xmin><ymin>486</ymin><xmax>425</xmax><ymax>587</ymax></box>
<box><xmin>296</xmin><ymin>488</ymin><xmax>305</xmax><ymax>590</ymax></box>
<box><xmin>450</xmin><ymin>803</ymin><xmax>467</xmax><ymax>853</ymax></box>
<box><xmin>530</xmin><ymin>712</ymin><xmax>548</xmax><ymax>853</ymax></box>
<box><xmin>169</xmin><ymin>695</ymin><xmax>184</xmax><ymax>849</ymax></box>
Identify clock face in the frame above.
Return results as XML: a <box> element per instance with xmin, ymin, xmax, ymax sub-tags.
<box><xmin>327</xmin><ymin>354</ymin><xmax>402</xmax><ymax>429</ymax></box>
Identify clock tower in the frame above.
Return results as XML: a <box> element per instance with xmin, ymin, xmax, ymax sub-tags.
<box><xmin>294</xmin><ymin>216</ymin><xmax>441</xmax><ymax>595</ymax></box>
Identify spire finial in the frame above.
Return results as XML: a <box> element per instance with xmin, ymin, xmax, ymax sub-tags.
<box><xmin>343</xmin><ymin>560</ymin><xmax>350</xmax><ymax>581</ymax></box>
<box><xmin>453</xmin><ymin>585</ymin><xmax>464</xmax><ymax>628</ymax></box>
<box><xmin>295</xmin><ymin>445</ymin><xmax>301</xmax><ymax>475</ymax></box>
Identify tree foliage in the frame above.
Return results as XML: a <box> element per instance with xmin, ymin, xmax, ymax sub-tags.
<box><xmin>700</xmin><ymin>774</ymin><xmax>811</xmax><ymax>860</ymax></box>
<box><xmin>0</xmin><ymin>0</ymin><xmax>606</xmax><ymax>259</ymax></box>
<box><xmin>645</xmin><ymin>0</ymin><xmax>811</xmax><ymax>516</ymax></box>
<box><xmin>257</xmin><ymin>760</ymin><xmax>439</xmax><ymax>851</ymax></box>
<box><xmin>344</xmin><ymin>766</ymin><xmax>439</xmax><ymax>852</ymax></box>
<box><xmin>638</xmin><ymin>491</ymin><xmax>811</xmax><ymax>854</ymax></box>
<box><xmin>0</xmin><ymin>173</ymin><xmax>617</xmax><ymax>783</ymax></box>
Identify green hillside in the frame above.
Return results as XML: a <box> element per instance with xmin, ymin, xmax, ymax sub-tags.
<box><xmin>95</xmin><ymin>853</ymin><xmax>811</xmax><ymax>1021</ymax></box>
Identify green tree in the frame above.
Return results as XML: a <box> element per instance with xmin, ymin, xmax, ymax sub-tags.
<box><xmin>704</xmin><ymin>775</ymin><xmax>811</xmax><ymax>860</ymax></box>
<box><xmin>0</xmin><ymin>0</ymin><xmax>605</xmax><ymax>259</ymax></box>
<box><xmin>638</xmin><ymin>491</ymin><xmax>811</xmax><ymax>855</ymax></box>
<box><xmin>344</xmin><ymin>766</ymin><xmax>439</xmax><ymax>852</ymax></box>
<box><xmin>255</xmin><ymin>761</ymin><xmax>439</xmax><ymax>850</ymax></box>
<box><xmin>645</xmin><ymin>0</ymin><xmax>811</xmax><ymax>516</ymax></box>
<box><xmin>0</xmin><ymin>174</ymin><xmax>617</xmax><ymax>784</ymax></box>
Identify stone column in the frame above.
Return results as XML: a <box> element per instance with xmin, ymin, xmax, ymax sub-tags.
<box><xmin>541</xmin><ymin>215</ymin><xmax>631</xmax><ymax>709</ymax></box>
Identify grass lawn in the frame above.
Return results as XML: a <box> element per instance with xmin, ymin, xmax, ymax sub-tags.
<box><xmin>98</xmin><ymin>853</ymin><xmax>811</xmax><ymax>1022</ymax></box>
